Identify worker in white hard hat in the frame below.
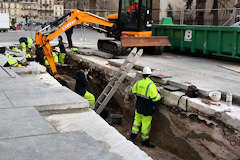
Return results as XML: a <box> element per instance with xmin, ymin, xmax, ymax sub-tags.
<box><xmin>129</xmin><ymin>66</ymin><xmax>161</xmax><ymax>148</ymax></box>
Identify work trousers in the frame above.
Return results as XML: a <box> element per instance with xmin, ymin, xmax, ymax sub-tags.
<box><xmin>132</xmin><ymin>111</ymin><xmax>152</xmax><ymax>140</ymax></box>
<box><xmin>59</xmin><ymin>53</ymin><xmax>66</xmax><ymax>64</ymax></box>
<box><xmin>84</xmin><ymin>91</ymin><xmax>95</xmax><ymax>109</ymax></box>
<box><xmin>66</xmin><ymin>33</ymin><xmax>73</xmax><ymax>48</ymax></box>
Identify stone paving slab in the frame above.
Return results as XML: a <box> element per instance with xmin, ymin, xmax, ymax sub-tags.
<box><xmin>21</xmin><ymin>73</ymin><xmax>62</xmax><ymax>88</ymax></box>
<box><xmin>0</xmin><ymin>77</ymin><xmax>47</xmax><ymax>91</ymax></box>
<box><xmin>0</xmin><ymin>54</ymin><xmax>7</xmax><ymax>66</ymax></box>
<box><xmin>4</xmin><ymin>87</ymin><xmax>87</xmax><ymax>108</ymax></box>
<box><xmin>0</xmin><ymin>107</ymin><xmax>56</xmax><ymax>139</ymax></box>
<box><xmin>0</xmin><ymin>91</ymin><xmax>13</xmax><ymax>109</ymax></box>
<box><xmin>0</xmin><ymin>67</ymin><xmax>12</xmax><ymax>79</ymax></box>
<box><xmin>0</xmin><ymin>67</ymin><xmax>18</xmax><ymax>79</ymax></box>
<box><xmin>12</xmin><ymin>62</ymin><xmax>46</xmax><ymax>75</ymax></box>
<box><xmin>0</xmin><ymin>131</ymin><xmax>122</xmax><ymax>160</ymax></box>
<box><xmin>46</xmin><ymin>110</ymin><xmax>152</xmax><ymax>160</ymax></box>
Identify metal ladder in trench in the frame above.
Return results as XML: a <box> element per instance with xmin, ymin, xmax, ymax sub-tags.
<box><xmin>95</xmin><ymin>48</ymin><xmax>143</xmax><ymax>114</ymax></box>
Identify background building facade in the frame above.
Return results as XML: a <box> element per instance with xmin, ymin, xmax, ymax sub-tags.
<box><xmin>54</xmin><ymin>0</ymin><xmax>63</xmax><ymax>18</ymax></box>
<box><xmin>0</xmin><ymin>0</ymin><xmax>62</xmax><ymax>19</ymax></box>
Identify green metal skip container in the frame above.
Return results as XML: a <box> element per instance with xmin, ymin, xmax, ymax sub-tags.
<box><xmin>152</xmin><ymin>24</ymin><xmax>240</xmax><ymax>60</ymax></box>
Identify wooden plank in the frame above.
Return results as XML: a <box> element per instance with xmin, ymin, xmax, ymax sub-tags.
<box><xmin>121</xmin><ymin>36</ymin><xmax>171</xmax><ymax>47</ymax></box>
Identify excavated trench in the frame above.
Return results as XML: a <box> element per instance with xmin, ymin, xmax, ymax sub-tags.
<box><xmin>54</xmin><ymin>55</ymin><xmax>240</xmax><ymax>160</ymax></box>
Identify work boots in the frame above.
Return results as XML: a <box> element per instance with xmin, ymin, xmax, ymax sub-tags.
<box><xmin>128</xmin><ymin>133</ymin><xmax>138</xmax><ymax>142</ymax></box>
<box><xmin>141</xmin><ymin>139</ymin><xmax>155</xmax><ymax>148</ymax></box>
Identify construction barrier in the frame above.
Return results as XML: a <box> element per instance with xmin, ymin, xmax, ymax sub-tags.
<box><xmin>152</xmin><ymin>24</ymin><xmax>240</xmax><ymax>60</ymax></box>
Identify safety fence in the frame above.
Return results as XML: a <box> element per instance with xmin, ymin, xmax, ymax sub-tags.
<box><xmin>153</xmin><ymin>8</ymin><xmax>240</xmax><ymax>26</ymax></box>
<box><xmin>64</xmin><ymin>8</ymin><xmax>240</xmax><ymax>26</ymax></box>
<box><xmin>7</xmin><ymin>7</ymin><xmax>240</xmax><ymax>32</ymax></box>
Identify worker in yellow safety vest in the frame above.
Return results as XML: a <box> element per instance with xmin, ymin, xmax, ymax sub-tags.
<box><xmin>129</xmin><ymin>66</ymin><xmax>161</xmax><ymax>148</ymax></box>
<box><xmin>57</xmin><ymin>36</ymin><xmax>67</xmax><ymax>64</ymax></box>
<box><xmin>44</xmin><ymin>51</ymin><xmax>59</xmax><ymax>66</ymax></box>
<box><xmin>19</xmin><ymin>37</ymin><xmax>33</xmax><ymax>58</ymax></box>
<box><xmin>5</xmin><ymin>54</ymin><xmax>22</xmax><ymax>67</ymax></box>
<box><xmin>74</xmin><ymin>66</ymin><xmax>95</xmax><ymax>109</ymax></box>
<box><xmin>72</xmin><ymin>47</ymin><xmax>78</xmax><ymax>54</ymax></box>
<box><xmin>9</xmin><ymin>22</ymin><xmax>13</xmax><ymax>30</ymax></box>
<box><xmin>12</xmin><ymin>47</ymin><xmax>21</xmax><ymax>52</ymax></box>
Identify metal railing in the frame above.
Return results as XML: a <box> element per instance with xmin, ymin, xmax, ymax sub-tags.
<box><xmin>64</xmin><ymin>8</ymin><xmax>240</xmax><ymax>26</ymax></box>
<box><xmin>154</xmin><ymin>8</ymin><xmax>240</xmax><ymax>26</ymax></box>
<box><xmin>4</xmin><ymin>7</ymin><xmax>240</xmax><ymax>32</ymax></box>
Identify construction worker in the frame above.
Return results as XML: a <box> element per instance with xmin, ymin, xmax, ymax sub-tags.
<box><xmin>12</xmin><ymin>47</ymin><xmax>21</xmax><ymax>52</ymax></box>
<box><xmin>5</xmin><ymin>54</ymin><xmax>22</xmax><ymax>67</ymax></box>
<box><xmin>9</xmin><ymin>22</ymin><xmax>13</xmax><ymax>30</ymax></box>
<box><xmin>10</xmin><ymin>46</ymin><xmax>21</xmax><ymax>52</ymax></box>
<box><xmin>129</xmin><ymin>66</ymin><xmax>161</xmax><ymax>148</ymax></box>
<box><xmin>72</xmin><ymin>47</ymin><xmax>78</xmax><ymax>54</ymax></box>
<box><xmin>44</xmin><ymin>50</ymin><xmax>59</xmax><ymax>66</ymax></box>
<box><xmin>65</xmin><ymin>26</ymin><xmax>73</xmax><ymax>48</ymax></box>
<box><xmin>27</xmin><ymin>37</ymin><xmax>33</xmax><ymax>51</ymax></box>
<box><xmin>74</xmin><ymin>67</ymin><xmax>95</xmax><ymax>109</ymax></box>
<box><xmin>57</xmin><ymin>36</ymin><xmax>67</xmax><ymax>64</ymax></box>
<box><xmin>19</xmin><ymin>37</ymin><xmax>32</xmax><ymax>58</ymax></box>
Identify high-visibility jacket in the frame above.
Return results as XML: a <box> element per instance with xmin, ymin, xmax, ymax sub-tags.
<box><xmin>45</xmin><ymin>52</ymin><xmax>58</xmax><ymax>65</ymax></box>
<box><xmin>72</xmin><ymin>48</ymin><xmax>78</xmax><ymax>53</ymax></box>
<box><xmin>27</xmin><ymin>37</ymin><xmax>33</xmax><ymax>49</ymax></box>
<box><xmin>59</xmin><ymin>52</ymin><xmax>66</xmax><ymax>64</ymax></box>
<box><xmin>20</xmin><ymin>42</ymin><xmax>31</xmax><ymax>58</ymax></box>
<box><xmin>6</xmin><ymin>54</ymin><xmax>21</xmax><ymax>67</ymax></box>
<box><xmin>20</xmin><ymin>42</ymin><xmax>27</xmax><ymax>52</ymax></box>
<box><xmin>132</xmin><ymin>77</ymin><xmax>161</xmax><ymax>116</ymax></box>
<box><xmin>128</xmin><ymin>3</ymin><xmax>139</xmax><ymax>13</ymax></box>
<box><xmin>26</xmin><ymin>53</ymin><xmax>31</xmax><ymax>58</ymax></box>
<box><xmin>12</xmin><ymin>47</ymin><xmax>21</xmax><ymax>51</ymax></box>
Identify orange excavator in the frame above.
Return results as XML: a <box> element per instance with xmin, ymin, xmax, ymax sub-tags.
<box><xmin>35</xmin><ymin>9</ymin><xmax>115</xmax><ymax>78</ymax></box>
<box><xmin>35</xmin><ymin>0</ymin><xmax>170</xmax><ymax>78</ymax></box>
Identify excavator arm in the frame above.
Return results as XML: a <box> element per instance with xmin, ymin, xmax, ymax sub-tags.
<box><xmin>35</xmin><ymin>9</ymin><xmax>114</xmax><ymax>78</ymax></box>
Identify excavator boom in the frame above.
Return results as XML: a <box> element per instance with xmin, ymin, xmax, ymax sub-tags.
<box><xmin>35</xmin><ymin>9</ymin><xmax>114</xmax><ymax>78</ymax></box>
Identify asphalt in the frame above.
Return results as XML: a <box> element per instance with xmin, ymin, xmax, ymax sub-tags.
<box><xmin>135</xmin><ymin>53</ymin><xmax>240</xmax><ymax>96</ymax></box>
<box><xmin>0</xmin><ymin>131</ymin><xmax>122</xmax><ymax>160</ymax></box>
<box><xmin>0</xmin><ymin>28</ymin><xmax>104</xmax><ymax>45</ymax></box>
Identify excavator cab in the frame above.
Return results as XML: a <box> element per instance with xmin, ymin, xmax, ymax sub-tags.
<box><xmin>118</xmin><ymin>0</ymin><xmax>152</xmax><ymax>32</ymax></box>
<box><xmin>100</xmin><ymin>0</ymin><xmax>154</xmax><ymax>55</ymax></box>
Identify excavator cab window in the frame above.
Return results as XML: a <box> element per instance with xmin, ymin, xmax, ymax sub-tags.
<box><xmin>118</xmin><ymin>0</ymin><xmax>152</xmax><ymax>31</ymax></box>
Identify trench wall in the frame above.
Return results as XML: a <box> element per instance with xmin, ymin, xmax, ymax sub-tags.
<box><xmin>58</xmin><ymin>54</ymin><xmax>240</xmax><ymax>160</ymax></box>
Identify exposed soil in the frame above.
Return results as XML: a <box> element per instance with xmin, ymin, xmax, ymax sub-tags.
<box><xmin>56</xmin><ymin>65</ymin><xmax>184</xmax><ymax>160</ymax></box>
<box><xmin>54</xmin><ymin>56</ymin><xmax>240</xmax><ymax>160</ymax></box>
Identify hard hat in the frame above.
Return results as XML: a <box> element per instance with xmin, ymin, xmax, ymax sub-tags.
<box><xmin>142</xmin><ymin>66</ymin><xmax>152</xmax><ymax>75</ymax></box>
